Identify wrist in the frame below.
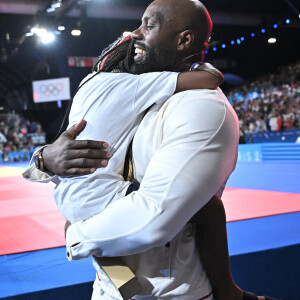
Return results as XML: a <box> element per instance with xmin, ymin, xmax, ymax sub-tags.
<box><xmin>34</xmin><ymin>145</ymin><xmax>52</xmax><ymax>174</ymax></box>
<box><xmin>41</xmin><ymin>145</ymin><xmax>50</xmax><ymax>172</ymax></box>
<box><xmin>34</xmin><ymin>147</ymin><xmax>45</xmax><ymax>171</ymax></box>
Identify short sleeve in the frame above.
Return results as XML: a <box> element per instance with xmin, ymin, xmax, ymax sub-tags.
<box><xmin>134</xmin><ymin>72</ymin><xmax>178</xmax><ymax>114</ymax></box>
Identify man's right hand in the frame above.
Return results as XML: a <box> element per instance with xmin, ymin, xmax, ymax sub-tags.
<box><xmin>43</xmin><ymin>120</ymin><xmax>112</xmax><ymax>176</ymax></box>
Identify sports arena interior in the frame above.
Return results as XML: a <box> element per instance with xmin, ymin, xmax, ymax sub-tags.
<box><xmin>0</xmin><ymin>0</ymin><xmax>300</xmax><ymax>299</ymax></box>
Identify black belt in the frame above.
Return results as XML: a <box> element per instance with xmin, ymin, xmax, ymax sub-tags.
<box><xmin>125</xmin><ymin>182</ymin><xmax>140</xmax><ymax>195</ymax></box>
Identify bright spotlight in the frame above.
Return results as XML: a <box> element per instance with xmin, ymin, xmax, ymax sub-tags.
<box><xmin>213</xmin><ymin>47</ymin><xmax>217</xmax><ymax>51</ymax></box>
<box><xmin>122</xmin><ymin>31</ymin><xmax>132</xmax><ymax>37</ymax></box>
<box><xmin>31</xmin><ymin>27</ymin><xmax>47</xmax><ymax>37</ymax></box>
<box><xmin>251</xmin><ymin>33</ymin><xmax>255</xmax><ymax>37</ymax></box>
<box><xmin>58</xmin><ymin>26</ymin><xmax>65</xmax><ymax>31</ymax></box>
<box><xmin>286</xmin><ymin>19</ymin><xmax>290</xmax><ymax>24</ymax></box>
<box><xmin>41</xmin><ymin>32</ymin><xmax>55</xmax><ymax>44</ymax></box>
<box><xmin>71</xmin><ymin>29</ymin><xmax>81</xmax><ymax>36</ymax></box>
<box><xmin>231</xmin><ymin>40</ymin><xmax>235</xmax><ymax>45</ymax></box>
<box><xmin>236</xmin><ymin>39</ymin><xmax>241</xmax><ymax>44</ymax></box>
<box><xmin>222</xmin><ymin>43</ymin><xmax>226</xmax><ymax>48</ymax></box>
<box><xmin>261</xmin><ymin>28</ymin><xmax>266</xmax><ymax>33</ymax></box>
<box><xmin>241</xmin><ymin>36</ymin><xmax>245</xmax><ymax>41</ymax></box>
<box><xmin>25</xmin><ymin>32</ymin><xmax>34</xmax><ymax>37</ymax></box>
<box><xmin>273</xmin><ymin>24</ymin><xmax>278</xmax><ymax>29</ymax></box>
<box><xmin>268</xmin><ymin>38</ymin><xmax>277</xmax><ymax>44</ymax></box>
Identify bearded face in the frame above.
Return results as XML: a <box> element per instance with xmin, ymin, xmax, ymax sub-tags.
<box><xmin>130</xmin><ymin>39</ymin><xmax>176</xmax><ymax>74</ymax></box>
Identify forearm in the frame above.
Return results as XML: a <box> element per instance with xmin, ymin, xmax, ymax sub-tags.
<box><xmin>194</xmin><ymin>196</ymin><xmax>242</xmax><ymax>300</ymax></box>
<box><xmin>176</xmin><ymin>63</ymin><xmax>224</xmax><ymax>92</ymax></box>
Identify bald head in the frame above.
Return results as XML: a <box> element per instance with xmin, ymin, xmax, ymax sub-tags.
<box><xmin>130</xmin><ymin>0</ymin><xmax>213</xmax><ymax>73</ymax></box>
<box><xmin>149</xmin><ymin>0</ymin><xmax>212</xmax><ymax>52</ymax></box>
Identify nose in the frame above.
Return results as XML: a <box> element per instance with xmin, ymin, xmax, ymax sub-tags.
<box><xmin>131</xmin><ymin>27</ymin><xmax>143</xmax><ymax>40</ymax></box>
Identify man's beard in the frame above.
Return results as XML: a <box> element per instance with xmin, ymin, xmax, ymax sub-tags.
<box><xmin>130</xmin><ymin>41</ymin><xmax>175</xmax><ymax>74</ymax></box>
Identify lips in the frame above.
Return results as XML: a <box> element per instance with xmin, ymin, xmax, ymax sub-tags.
<box><xmin>133</xmin><ymin>44</ymin><xmax>146</xmax><ymax>62</ymax></box>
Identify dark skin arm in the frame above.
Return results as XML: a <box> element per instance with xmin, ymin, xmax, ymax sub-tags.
<box><xmin>191</xmin><ymin>195</ymin><xmax>243</xmax><ymax>300</ymax></box>
<box><xmin>176</xmin><ymin>62</ymin><xmax>224</xmax><ymax>92</ymax></box>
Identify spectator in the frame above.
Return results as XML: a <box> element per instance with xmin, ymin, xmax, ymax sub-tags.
<box><xmin>228</xmin><ymin>59</ymin><xmax>300</xmax><ymax>134</ymax></box>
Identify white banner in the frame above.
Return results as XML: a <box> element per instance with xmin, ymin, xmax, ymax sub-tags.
<box><xmin>32</xmin><ymin>77</ymin><xmax>71</xmax><ymax>103</ymax></box>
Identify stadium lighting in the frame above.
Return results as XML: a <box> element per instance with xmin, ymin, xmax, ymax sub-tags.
<box><xmin>122</xmin><ymin>31</ymin><xmax>132</xmax><ymax>37</ymax></box>
<box><xmin>47</xmin><ymin>0</ymin><xmax>62</xmax><ymax>13</ymax></box>
<box><xmin>222</xmin><ymin>43</ymin><xmax>226</xmax><ymax>48</ymax></box>
<box><xmin>71</xmin><ymin>29</ymin><xmax>81</xmax><ymax>36</ymax></box>
<box><xmin>213</xmin><ymin>47</ymin><xmax>217</xmax><ymax>51</ymax></box>
<box><xmin>286</xmin><ymin>19</ymin><xmax>290</xmax><ymax>24</ymax></box>
<box><xmin>261</xmin><ymin>28</ymin><xmax>266</xmax><ymax>33</ymax></box>
<box><xmin>236</xmin><ymin>39</ymin><xmax>241</xmax><ymax>44</ymax></box>
<box><xmin>41</xmin><ymin>32</ymin><xmax>55</xmax><ymax>44</ymax></box>
<box><xmin>58</xmin><ymin>26</ymin><xmax>65</xmax><ymax>31</ymax></box>
<box><xmin>31</xmin><ymin>27</ymin><xmax>47</xmax><ymax>37</ymax></box>
<box><xmin>241</xmin><ymin>36</ymin><xmax>245</xmax><ymax>41</ymax></box>
<box><xmin>25</xmin><ymin>32</ymin><xmax>34</xmax><ymax>37</ymax></box>
<box><xmin>273</xmin><ymin>24</ymin><xmax>278</xmax><ymax>29</ymax></box>
<box><xmin>268</xmin><ymin>38</ymin><xmax>277</xmax><ymax>44</ymax></box>
<box><xmin>251</xmin><ymin>33</ymin><xmax>255</xmax><ymax>37</ymax></box>
<box><xmin>231</xmin><ymin>40</ymin><xmax>235</xmax><ymax>45</ymax></box>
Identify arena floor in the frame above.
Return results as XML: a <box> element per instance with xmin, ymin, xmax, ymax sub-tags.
<box><xmin>0</xmin><ymin>161</ymin><xmax>300</xmax><ymax>299</ymax></box>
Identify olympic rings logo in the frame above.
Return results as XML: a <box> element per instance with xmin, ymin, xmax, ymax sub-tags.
<box><xmin>39</xmin><ymin>83</ymin><xmax>64</xmax><ymax>97</ymax></box>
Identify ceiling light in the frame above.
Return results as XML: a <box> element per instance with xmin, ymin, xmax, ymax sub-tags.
<box><xmin>31</xmin><ymin>27</ymin><xmax>47</xmax><ymax>37</ymax></box>
<box><xmin>71</xmin><ymin>29</ymin><xmax>81</xmax><ymax>36</ymax></box>
<box><xmin>268</xmin><ymin>38</ymin><xmax>276</xmax><ymax>44</ymax></box>
<box><xmin>58</xmin><ymin>26</ymin><xmax>65</xmax><ymax>31</ymax></box>
<box><xmin>41</xmin><ymin>32</ymin><xmax>55</xmax><ymax>44</ymax></box>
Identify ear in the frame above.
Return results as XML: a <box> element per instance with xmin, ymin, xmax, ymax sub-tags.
<box><xmin>177</xmin><ymin>30</ymin><xmax>194</xmax><ymax>51</ymax></box>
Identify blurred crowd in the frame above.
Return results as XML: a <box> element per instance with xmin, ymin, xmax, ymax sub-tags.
<box><xmin>0</xmin><ymin>112</ymin><xmax>44</xmax><ymax>162</ymax></box>
<box><xmin>228</xmin><ymin>60</ymin><xmax>300</xmax><ymax>137</ymax></box>
<box><xmin>1</xmin><ymin>60</ymin><xmax>300</xmax><ymax>162</ymax></box>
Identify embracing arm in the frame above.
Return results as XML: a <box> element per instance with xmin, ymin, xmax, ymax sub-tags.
<box><xmin>176</xmin><ymin>63</ymin><xmax>224</xmax><ymax>92</ymax></box>
<box><xmin>65</xmin><ymin>90</ymin><xmax>239</xmax><ymax>259</ymax></box>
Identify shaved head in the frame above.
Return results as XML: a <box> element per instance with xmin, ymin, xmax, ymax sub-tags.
<box><xmin>130</xmin><ymin>0</ymin><xmax>213</xmax><ymax>73</ymax></box>
<box><xmin>149</xmin><ymin>0</ymin><xmax>212</xmax><ymax>52</ymax></box>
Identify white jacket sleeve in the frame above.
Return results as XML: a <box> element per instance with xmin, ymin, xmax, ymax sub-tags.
<box><xmin>22</xmin><ymin>145</ymin><xmax>56</xmax><ymax>183</ymax></box>
<box><xmin>66</xmin><ymin>90</ymin><xmax>239</xmax><ymax>260</ymax></box>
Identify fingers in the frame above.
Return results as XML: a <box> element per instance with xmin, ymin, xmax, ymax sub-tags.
<box><xmin>63</xmin><ymin>164</ymin><xmax>107</xmax><ymax>177</ymax></box>
<box><xmin>62</xmin><ymin>157</ymin><xmax>109</xmax><ymax>173</ymax></box>
<box><xmin>65</xmin><ymin>119</ymin><xmax>87</xmax><ymax>139</ymax></box>
<box><xmin>63</xmin><ymin>149</ymin><xmax>111</xmax><ymax>160</ymax></box>
<box><xmin>67</xmin><ymin>139</ymin><xmax>109</xmax><ymax>150</ymax></box>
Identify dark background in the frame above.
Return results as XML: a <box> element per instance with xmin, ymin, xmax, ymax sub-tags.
<box><xmin>0</xmin><ymin>0</ymin><xmax>299</xmax><ymax>140</ymax></box>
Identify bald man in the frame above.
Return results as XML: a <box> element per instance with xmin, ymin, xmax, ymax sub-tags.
<box><xmin>26</xmin><ymin>1</ymin><xmax>278</xmax><ymax>299</ymax></box>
